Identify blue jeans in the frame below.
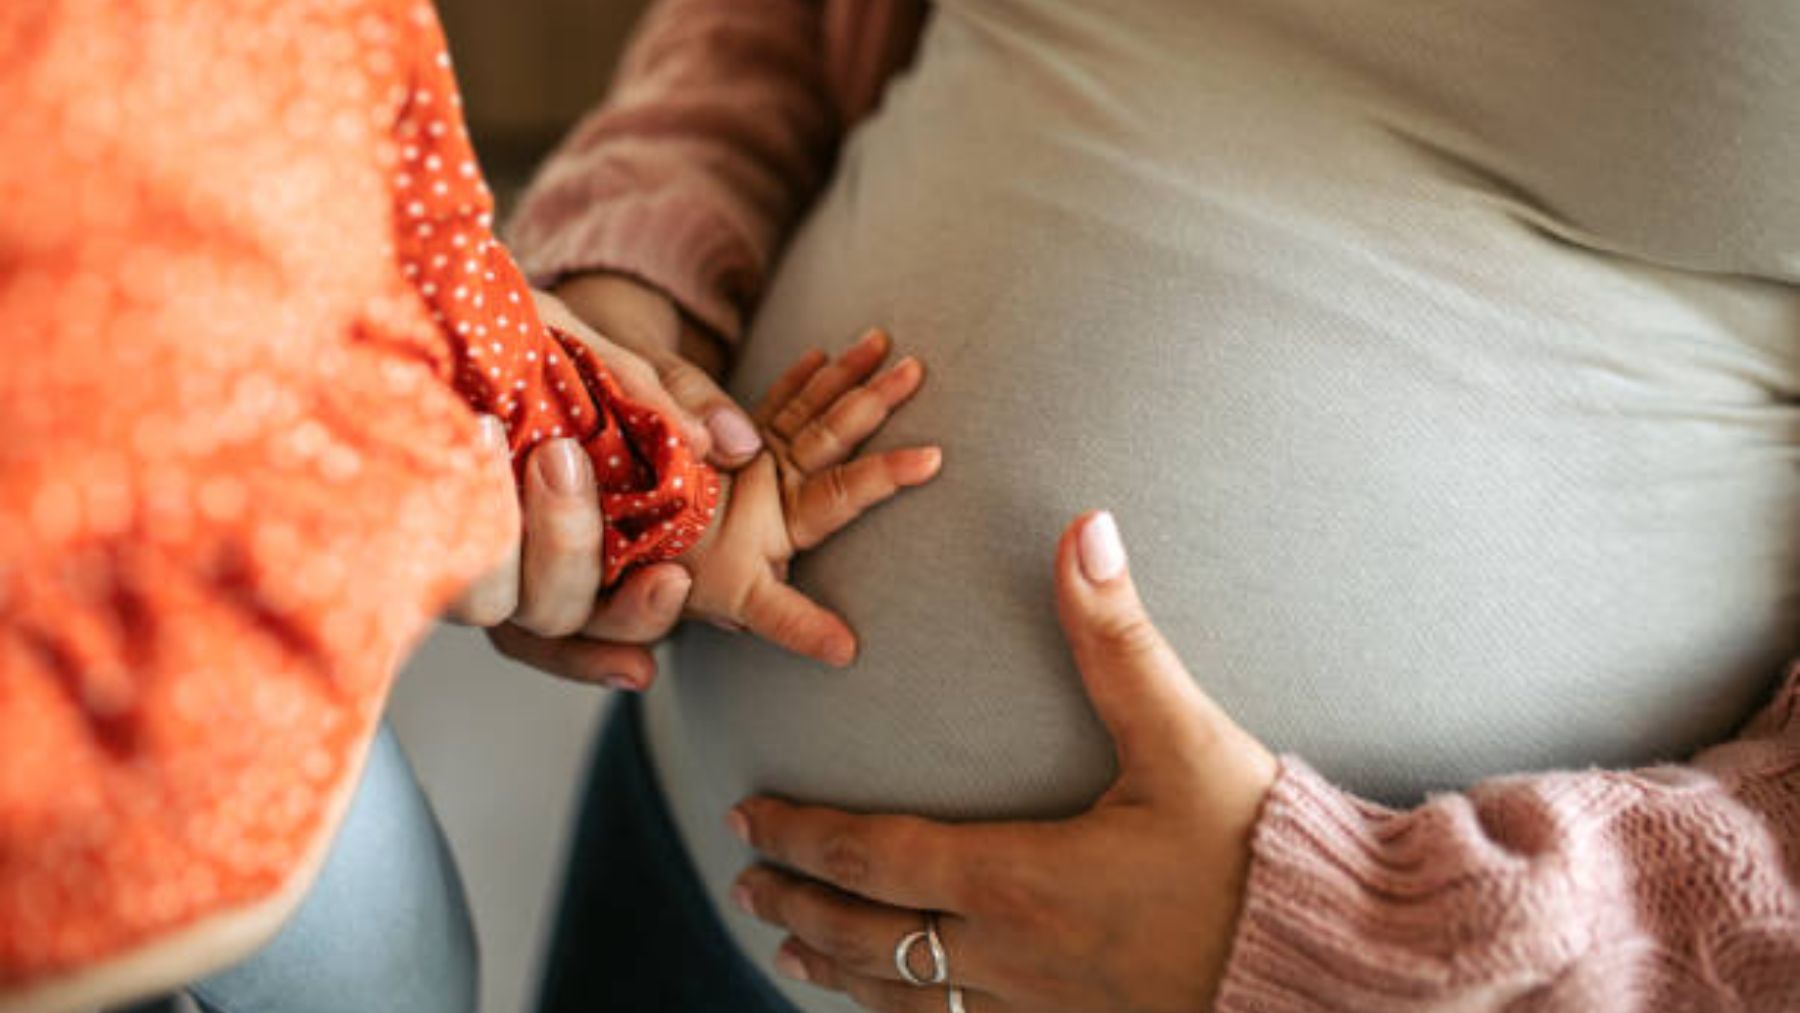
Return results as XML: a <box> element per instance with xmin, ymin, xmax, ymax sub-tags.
<box><xmin>535</xmin><ymin>696</ymin><xmax>796</xmax><ymax>1013</ymax></box>
<box><xmin>123</xmin><ymin>723</ymin><xmax>478</xmax><ymax>1013</ymax></box>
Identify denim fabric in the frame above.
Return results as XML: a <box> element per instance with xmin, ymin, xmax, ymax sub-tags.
<box><xmin>115</xmin><ymin>723</ymin><xmax>478</xmax><ymax>1013</ymax></box>
<box><xmin>535</xmin><ymin>696</ymin><xmax>796</xmax><ymax>1013</ymax></box>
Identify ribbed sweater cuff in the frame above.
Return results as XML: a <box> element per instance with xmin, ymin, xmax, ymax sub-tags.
<box><xmin>1215</xmin><ymin>757</ymin><xmax>1496</xmax><ymax>1013</ymax></box>
<box><xmin>512</xmin><ymin>191</ymin><xmax>747</xmax><ymax>344</ymax></box>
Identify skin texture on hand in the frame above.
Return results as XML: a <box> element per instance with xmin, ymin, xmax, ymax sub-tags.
<box><xmin>554</xmin><ymin>273</ymin><xmax>756</xmax><ymax>466</ymax></box>
<box><xmin>678</xmin><ymin>329</ymin><xmax>942</xmax><ymax>667</ymax></box>
<box><xmin>725</xmin><ymin>512</ymin><xmax>1280</xmax><ymax>1012</ymax></box>
<box><xmin>463</xmin><ymin>281</ymin><xmax>935</xmax><ymax>682</ymax></box>
<box><xmin>472</xmin><ymin>277</ymin><xmax>763</xmax><ymax>691</ymax></box>
<box><xmin>448</xmin><ymin>420</ymin><xmax>691</xmax><ymax>689</ymax></box>
<box><xmin>448</xmin><ymin>289</ymin><xmax>722</xmax><ymax>689</ymax></box>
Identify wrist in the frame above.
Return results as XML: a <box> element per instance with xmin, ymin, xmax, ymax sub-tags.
<box><xmin>553</xmin><ymin>271</ymin><xmax>680</xmax><ymax>353</ymax></box>
<box><xmin>554</xmin><ymin>271</ymin><xmax>730</xmax><ymax>380</ymax></box>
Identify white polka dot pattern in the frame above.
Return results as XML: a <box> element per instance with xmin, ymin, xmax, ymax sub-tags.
<box><xmin>0</xmin><ymin>0</ymin><xmax>711</xmax><ymax>986</ymax></box>
<box><xmin>390</xmin><ymin>9</ymin><xmax>719</xmax><ymax>583</ymax></box>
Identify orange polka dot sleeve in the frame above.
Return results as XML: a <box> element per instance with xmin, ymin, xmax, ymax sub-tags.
<box><xmin>0</xmin><ymin>0</ymin><xmax>714</xmax><ymax>992</ymax></box>
<box><xmin>391</xmin><ymin>17</ymin><xmax>720</xmax><ymax>580</ymax></box>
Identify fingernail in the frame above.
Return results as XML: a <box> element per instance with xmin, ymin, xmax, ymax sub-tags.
<box><xmin>600</xmin><ymin>674</ymin><xmax>639</xmax><ymax>692</ymax></box>
<box><xmin>707</xmin><ymin>408</ymin><xmax>762</xmax><ymax>458</ymax></box>
<box><xmin>727</xmin><ymin>807</ymin><xmax>751</xmax><ymax>845</ymax></box>
<box><xmin>540</xmin><ymin>439</ymin><xmax>586</xmax><ymax>495</ymax></box>
<box><xmin>827</xmin><ymin>638</ymin><xmax>857</xmax><ymax>669</ymax></box>
<box><xmin>730</xmin><ymin>883</ymin><xmax>757</xmax><ymax>917</ymax></box>
<box><xmin>475</xmin><ymin>414</ymin><xmax>509</xmax><ymax>453</ymax></box>
<box><xmin>773</xmin><ymin>945</ymin><xmax>809</xmax><ymax>983</ymax></box>
<box><xmin>1079</xmin><ymin>511</ymin><xmax>1127</xmax><ymax>584</ymax></box>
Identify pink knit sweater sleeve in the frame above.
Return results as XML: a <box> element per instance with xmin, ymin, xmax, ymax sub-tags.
<box><xmin>507</xmin><ymin>0</ymin><xmax>923</xmax><ymax>343</ymax></box>
<box><xmin>1217</xmin><ymin>661</ymin><xmax>1800</xmax><ymax>1011</ymax></box>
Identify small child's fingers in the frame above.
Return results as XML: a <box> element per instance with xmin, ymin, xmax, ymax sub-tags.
<box><xmin>740</xmin><ymin>574</ymin><xmax>858</xmax><ymax>667</ymax></box>
<box><xmin>754</xmin><ymin>348</ymin><xmax>829</xmax><ymax>427</ymax></box>
<box><xmin>789</xmin><ymin>356</ymin><xmax>925</xmax><ymax>473</ymax></box>
<box><xmin>768</xmin><ymin>328</ymin><xmax>890</xmax><ymax>439</ymax></box>
<box><xmin>789</xmin><ymin>447</ymin><xmax>943</xmax><ymax>551</ymax></box>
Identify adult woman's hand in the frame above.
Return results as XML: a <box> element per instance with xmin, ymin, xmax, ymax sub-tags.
<box><xmin>443</xmin><ymin>291</ymin><xmax>730</xmax><ymax>689</ymax></box>
<box><xmin>553</xmin><ymin>272</ymin><xmax>764</xmax><ymax>468</ymax></box>
<box><xmin>726</xmin><ymin>512</ymin><xmax>1281</xmax><ymax>1012</ymax></box>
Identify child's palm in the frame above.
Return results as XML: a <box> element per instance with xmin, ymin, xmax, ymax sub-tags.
<box><xmin>681</xmin><ymin>330</ymin><xmax>939</xmax><ymax>666</ymax></box>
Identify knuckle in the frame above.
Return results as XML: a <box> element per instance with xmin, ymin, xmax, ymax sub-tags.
<box><xmin>774</xmin><ymin>398</ymin><xmax>815</xmax><ymax>432</ymax></box>
<box><xmin>661</xmin><ymin>359</ymin><xmax>711</xmax><ymax>398</ymax></box>
<box><xmin>818</xmin><ymin>829</ymin><xmax>873</xmax><ymax>890</ymax></box>
<box><xmin>811</xmin><ymin>909</ymin><xmax>876</xmax><ymax>969</ymax></box>
<box><xmin>764</xmin><ymin>604</ymin><xmax>812</xmax><ymax>649</ymax></box>
<box><xmin>963</xmin><ymin>866</ymin><xmax>1042</xmax><ymax>926</ymax></box>
<box><xmin>1091</xmin><ymin>610</ymin><xmax>1163</xmax><ymax>660</ymax></box>
<box><xmin>614</xmin><ymin>355</ymin><xmax>658</xmax><ymax>389</ymax></box>
<box><xmin>805</xmin><ymin>418</ymin><xmax>847</xmax><ymax>457</ymax></box>
<box><xmin>840</xmin><ymin>387</ymin><xmax>881</xmax><ymax>420</ymax></box>
<box><xmin>536</xmin><ymin>511</ymin><xmax>601</xmax><ymax>556</ymax></box>
<box><xmin>821</xmin><ymin>466</ymin><xmax>854</xmax><ymax>511</ymax></box>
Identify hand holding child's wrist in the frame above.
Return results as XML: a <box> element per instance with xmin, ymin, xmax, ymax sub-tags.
<box><xmin>553</xmin><ymin>272</ymin><xmax>758</xmax><ymax>467</ymax></box>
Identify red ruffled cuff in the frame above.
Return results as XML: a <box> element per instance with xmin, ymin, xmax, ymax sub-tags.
<box><xmin>520</xmin><ymin>326</ymin><xmax>721</xmax><ymax>586</ymax></box>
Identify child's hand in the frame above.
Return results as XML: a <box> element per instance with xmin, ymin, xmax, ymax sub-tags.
<box><xmin>677</xmin><ymin>330</ymin><xmax>940</xmax><ymax>666</ymax></box>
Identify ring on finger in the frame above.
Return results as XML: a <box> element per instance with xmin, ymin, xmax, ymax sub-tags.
<box><xmin>894</xmin><ymin>913</ymin><xmax>949</xmax><ymax>987</ymax></box>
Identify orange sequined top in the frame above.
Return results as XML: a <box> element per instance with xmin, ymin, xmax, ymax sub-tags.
<box><xmin>0</xmin><ymin>0</ymin><xmax>716</xmax><ymax>989</ymax></box>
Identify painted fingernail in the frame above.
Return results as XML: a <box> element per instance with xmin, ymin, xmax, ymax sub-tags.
<box><xmin>1079</xmin><ymin>511</ymin><xmax>1127</xmax><ymax>584</ymax></box>
<box><xmin>727</xmin><ymin>807</ymin><xmax>751</xmax><ymax>845</ymax></box>
<box><xmin>773</xmin><ymin>945</ymin><xmax>809</xmax><ymax>983</ymax></box>
<box><xmin>708</xmin><ymin>407</ymin><xmax>762</xmax><ymax>458</ymax></box>
<box><xmin>730</xmin><ymin>883</ymin><xmax>756</xmax><ymax>917</ymax></box>
<box><xmin>541</xmin><ymin>439</ymin><xmax>586</xmax><ymax>495</ymax></box>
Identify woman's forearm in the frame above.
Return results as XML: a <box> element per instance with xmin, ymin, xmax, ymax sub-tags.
<box><xmin>1217</xmin><ymin>661</ymin><xmax>1800</xmax><ymax>1011</ymax></box>
<box><xmin>507</xmin><ymin>0</ymin><xmax>923</xmax><ymax>344</ymax></box>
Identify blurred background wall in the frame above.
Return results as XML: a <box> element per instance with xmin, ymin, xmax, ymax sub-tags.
<box><xmin>439</xmin><ymin>0</ymin><xmax>650</xmax><ymax>197</ymax></box>
<box><xmin>388</xmin><ymin>4</ymin><xmax>649</xmax><ymax>1013</ymax></box>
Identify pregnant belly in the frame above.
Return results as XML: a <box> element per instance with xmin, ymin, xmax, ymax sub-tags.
<box><xmin>644</xmin><ymin>11</ymin><xmax>1798</xmax><ymax>1009</ymax></box>
<box><xmin>650</xmin><ymin>5</ymin><xmax>1798</xmax><ymax>849</ymax></box>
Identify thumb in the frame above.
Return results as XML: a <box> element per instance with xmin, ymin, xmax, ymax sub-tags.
<box><xmin>531</xmin><ymin>287</ymin><xmax>715</xmax><ymax>457</ymax></box>
<box><xmin>1053</xmin><ymin>512</ymin><xmax>1254</xmax><ymax>789</ymax></box>
<box><xmin>641</xmin><ymin>342</ymin><xmax>764</xmax><ymax>469</ymax></box>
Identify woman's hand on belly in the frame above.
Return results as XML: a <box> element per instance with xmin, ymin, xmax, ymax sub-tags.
<box><xmin>726</xmin><ymin>512</ymin><xmax>1280</xmax><ymax>1013</ymax></box>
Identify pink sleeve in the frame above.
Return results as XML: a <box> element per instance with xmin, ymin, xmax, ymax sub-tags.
<box><xmin>1216</xmin><ymin>662</ymin><xmax>1800</xmax><ymax>1011</ymax></box>
<box><xmin>505</xmin><ymin>0</ymin><xmax>924</xmax><ymax>343</ymax></box>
